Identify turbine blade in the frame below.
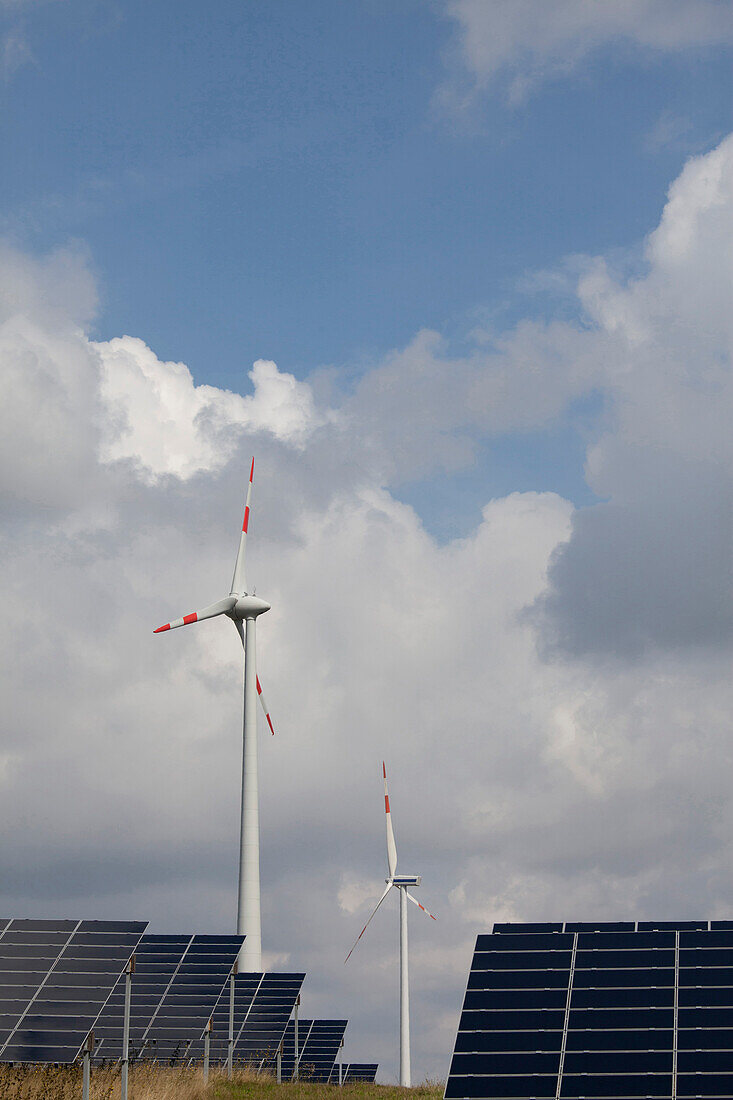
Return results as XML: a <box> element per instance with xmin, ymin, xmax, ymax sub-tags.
<box><xmin>231</xmin><ymin>457</ymin><xmax>255</xmax><ymax>595</ymax></box>
<box><xmin>154</xmin><ymin>596</ymin><xmax>237</xmax><ymax>633</ymax></box>
<box><xmin>234</xmin><ymin>621</ymin><xmax>274</xmax><ymax>735</ymax></box>
<box><xmin>256</xmin><ymin>675</ymin><xmax>275</xmax><ymax>735</ymax></box>
<box><xmin>383</xmin><ymin>762</ymin><xmax>398</xmax><ymax>879</ymax></box>
<box><xmin>405</xmin><ymin>890</ymin><xmax>437</xmax><ymax>921</ymax></box>
<box><xmin>344</xmin><ymin>883</ymin><xmax>393</xmax><ymax>963</ymax></box>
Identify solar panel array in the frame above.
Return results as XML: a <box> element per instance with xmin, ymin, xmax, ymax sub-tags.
<box><xmin>0</xmin><ymin>920</ymin><xmax>367</xmax><ymax>1082</ymax></box>
<box><xmin>0</xmin><ymin>919</ymin><xmax>147</xmax><ymax>1064</ymax></box>
<box><xmin>446</xmin><ymin>920</ymin><xmax>733</xmax><ymax>1099</ymax></box>
<box><xmin>196</xmin><ymin>971</ymin><xmax>304</xmax><ymax>1067</ymax></box>
<box><xmin>281</xmin><ymin>1018</ymin><xmax>348</xmax><ymax>1081</ymax></box>
<box><xmin>93</xmin><ymin>933</ymin><xmax>243</xmax><ymax>1065</ymax></box>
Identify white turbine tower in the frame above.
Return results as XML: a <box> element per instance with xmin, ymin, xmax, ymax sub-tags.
<box><xmin>153</xmin><ymin>457</ymin><xmax>274</xmax><ymax>972</ymax></box>
<box><xmin>345</xmin><ymin>763</ymin><xmax>436</xmax><ymax>1087</ymax></box>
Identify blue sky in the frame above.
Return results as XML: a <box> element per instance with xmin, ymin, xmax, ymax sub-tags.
<box><xmin>3</xmin><ymin>1</ymin><xmax>730</xmax><ymax>380</ymax></box>
<box><xmin>1</xmin><ymin>1</ymin><xmax>732</xmax><ymax>1082</ymax></box>
<box><xmin>3</xmin><ymin>1</ymin><xmax>730</xmax><ymax>528</ymax></box>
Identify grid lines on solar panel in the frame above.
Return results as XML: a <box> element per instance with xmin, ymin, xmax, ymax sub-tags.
<box><xmin>0</xmin><ymin>918</ymin><xmax>147</xmax><ymax>1064</ymax></box>
<box><xmin>279</xmin><ymin>1018</ymin><xmax>348</xmax><ymax>1082</ymax></box>
<box><xmin>197</xmin><ymin>972</ymin><xmax>305</xmax><ymax>1067</ymax></box>
<box><xmin>93</xmin><ymin>933</ymin><xmax>242</xmax><ymax>1065</ymax></box>
<box><xmin>446</xmin><ymin>922</ymin><xmax>733</xmax><ymax>1100</ymax></box>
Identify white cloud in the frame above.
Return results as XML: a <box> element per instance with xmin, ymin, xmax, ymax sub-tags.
<box><xmin>441</xmin><ymin>0</ymin><xmax>733</xmax><ymax>104</ymax></box>
<box><xmin>97</xmin><ymin>340</ymin><xmax>332</xmax><ymax>482</ymax></box>
<box><xmin>0</xmin><ymin>136</ymin><xmax>731</xmax><ymax>1080</ymax></box>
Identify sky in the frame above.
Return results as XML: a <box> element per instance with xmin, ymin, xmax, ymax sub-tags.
<box><xmin>1</xmin><ymin>0</ymin><xmax>732</xmax><ymax>1084</ymax></box>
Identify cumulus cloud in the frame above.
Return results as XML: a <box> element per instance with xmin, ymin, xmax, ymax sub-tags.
<box><xmin>441</xmin><ymin>0</ymin><xmax>733</xmax><ymax>104</ymax></box>
<box><xmin>97</xmin><ymin>340</ymin><xmax>332</xmax><ymax>481</ymax></box>
<box><xmin>0</xmin><ymin>137</ymin><xmax>731</xmax><ymax>1080</ymax></box>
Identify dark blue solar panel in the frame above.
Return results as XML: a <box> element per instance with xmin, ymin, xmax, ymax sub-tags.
<box><xmin>450</xmin><ymin>1052</ymin><xmax>560</xmax><ymax>1075</ymax></box>
<box><xmin>491</xmin><ymin>924</ymin><xmax>564</xmax><ymax>936</ymax></box>
<box><xmin>196</xmin><ymin>971</ymin><xmax>304</xmax><ymax>1067</ymax></box>
<box><xmin>341</xmin><ymin>1062</ymin><xmax>378</xmax><ymax>1082</ymax></box>
<box><xmin>573</xmin><ymin>966</ymin><xmax>675</xmax><ymax>988</ymax></box>
<box><xmin>0</xmin><ymin>918</ymin><xmax>147</xmax><ymax>1064</ymax></box>
<box><xmin>446</xmin><ymin>1074</ymin><xmax>557</xmax><ymax>1098</ymax></box>
<box><xmin>637</xmin><ymin>921</ymin><xmax>708</xmax><ymax>931</ymax></box>
<box><xmin>280</xmin><ymin>1019</ymin><xmax>347</xmax><ymax>1082</ymax></box>
<box><xmin>678</xmin><ymin>1028</ymin><xmax>733</xmax><ymax>1049</ymax></box>
<box><xmin>468</xmin><ymin>967</ymin><xmax>570</xmax><ymax>990</ymax></box>
<box><xmin>677</xmin><ymin>1075</ymin><xmax>733</xmax><ymax>1098</ymax></box>
<box><xmin>565</xmin><ymin>1028</ymin><xmax>673</xmax><ymax>1052</ymax></box>
<box><xmin>577</xmin><ymin>930</ymin><xmax>675</xmax><ymax>950</ymax></box>
<box><xmin>476</xmin><ymin>933</ymin><xmax>573</xmax><ymax>952</ymax></box>
<box><xmin>454</xmin><ymin>1030</ymin><xmax>563</xmax><ymax>1054</ymax></box>
<box><xmin>565</xmin><ymin>922</ymin><xmax>636</xmax><ymax>933</ymax></box>
<box><xmin>447</xmin><ymin>922</ymin><xmax>733</xmax><ymax>1100</ymax></box>
<box><xmin>475</xmin><ymin>951</ymin><xmax>572</xmax><ymax>970</ymax></box>
<box><xmin>93</xmin><ymin>933</ymin><xmax>242</xmax><ymax>1064</ymax></box>
<box><xmin>561</xmin><ymin>1074</ymin><xmax>672</xmax><ymax>1097</ymax></box>
<box><xmin>464</xmin><ymin>989</ymin><xmax>567</xmax><ymax>1010</ymax></box>
<box><xmin>570</xmin><ymin>986</ymin><xmax>674</xmax><ymax>1008</ymax></box>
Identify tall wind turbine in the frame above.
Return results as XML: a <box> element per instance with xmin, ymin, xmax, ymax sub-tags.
<box><xmin>153</xmin><ymin>458</ymin><xmax>274</xmax><ymax>972</ymax></box>
<box><xmin>345</xmin><ymin>763</ymin><xmax>436</xmax><ymax>1087</ymax></box>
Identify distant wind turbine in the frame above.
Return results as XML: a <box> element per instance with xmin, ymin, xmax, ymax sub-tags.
<box><xmin>346</xmin><ymin>763</ymin><xmax>436</xmax><ymax>1087</ymax></box>
<box><xmin>153</xmin><ymin>458</ymin><xmax>273</xmax><ymax>971</ymax></box>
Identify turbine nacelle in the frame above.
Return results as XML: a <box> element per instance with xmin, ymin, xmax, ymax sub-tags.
<box><xmin>232</xmin><ymin>595</ymin><xmax>271</xmax><ymax>619</ymax></box>
<box><xmin>390</xmin><ymin>875</ymin><xmax>421</xmax><ymax>887</ymax></box>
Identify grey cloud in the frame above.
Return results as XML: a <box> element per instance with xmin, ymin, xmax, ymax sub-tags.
<box><xmin>534</xmin><ymin>466</ymin><xmax>733</xmax><ymax>660</ymax></box>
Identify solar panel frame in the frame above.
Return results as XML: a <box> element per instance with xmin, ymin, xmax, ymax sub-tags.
<box><xmin>0</xmin><ymin>918</ymin><xmax>147</xmax><ymax>1065</ymax></box>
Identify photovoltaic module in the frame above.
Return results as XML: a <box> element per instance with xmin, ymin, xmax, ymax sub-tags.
<box><xmin>0</xmin><ymin>918</ymin><xmax>147</xmax><ymax>1064</ymax></box>
<box><xmin>446</xmin><ymin>920</ymin><xmax>733</xmax><ymax>1099</ymax></box>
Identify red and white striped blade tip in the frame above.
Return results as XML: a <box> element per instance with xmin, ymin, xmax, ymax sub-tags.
<box><xmin>242</xmin><ymin>457</ymin><xmax>254</xmax><ymax>533</ymax></box>
<box><xmin>406</xmin><ymin>890</ymin><xmax>437</xmax><ymax>920</ymax></box>
<box><xmin>154</xmin><ymin>612</ymin><xmax>198</xmax><ymax>633</ymax></box>
<box><xmin>153</xmin><ymin>596</ymin><xmax>236</xmax><ymax>634</ymax></box>
<box><xmin>256</xmin><ymin>675</ymin><xmax>275</xmax><ymax>735</ymax></box>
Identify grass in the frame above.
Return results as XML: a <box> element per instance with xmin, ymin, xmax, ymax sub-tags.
<box><xmin>0</xmin><ymin>1065</ymin><xmax>445</xmax><ymax>1100</ymax></box>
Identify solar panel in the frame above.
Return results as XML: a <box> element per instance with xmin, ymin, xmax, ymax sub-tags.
<box><xmin>93</xmin><ymin>933</ymin><xmax>243</xmax><ymax>1065</ymax></box>
<box><xmin>0</xmin><ymin>918</ymin><xmax>147</xmax><ymax>1064</ymax></box>
<box><xmin>192</xmin><ymin>971</ymin><xmax>305</xmax><ymax>1067</ymax></box>
<box><xmin>280</xmin><ymin>1018</ymin><xmax>348</xmax><ymax>1081</ymax></box>
<box><xmin>341</xmin><ymin>1062</ymin><xmax>379</xmax><ymax>1083</ymax></box>
<box><xmin>446</xmin><ymin>920</ymin><xmax>733</xmax><ymax>1100</ymax></box>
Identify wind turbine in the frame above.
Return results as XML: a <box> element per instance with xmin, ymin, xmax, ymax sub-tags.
<box><xmin>345</xmin><ymin>763</ymin><xmax>436</xmax><ymax>1087</ymax></box>
<box><xmin>153</xmin><ymin>457</ymin><xmax>274</xmax><ymax>972</ymax></box>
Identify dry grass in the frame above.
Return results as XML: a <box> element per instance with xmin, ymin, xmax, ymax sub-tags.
<box><xmin>0</xmin><ymin>1064</ymin><xmax>445</xmax><ymax>1100</ymax></box>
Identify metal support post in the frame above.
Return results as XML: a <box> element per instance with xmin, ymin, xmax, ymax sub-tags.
<box><xmin>293</xmin><ymin>994</ymin><xmax>299</xmax><ymax>1081</ymax></box>
<box><xmin>203</xmin><ymin>1018</ymin><xmax>212</xmax><ymax>1084</ymax></box>
<box><xmin>276</xmin><ymin>1040</ymin><xmax>282</xmax><ymax>1084</ymax></box>
<box><xmin>227</xmin><ymin>970</ymin><xmax>235</xmax><ymax>1077</ymax></box>
<box><xmin>121</xmin><ymin>955</ymin><xmax>134</xmax><ymax>1100</ymax></box>
<box><xmin>338</xmin><ymin>1038</ymin><xmax>343</xmax><ymax>1086</ymax></box>
<box><xmin>82</xmin><ymin>1032</ymin><xmax>93</xmax><ymax>1100</ymax></box>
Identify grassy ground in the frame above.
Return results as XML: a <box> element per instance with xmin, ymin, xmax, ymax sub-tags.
<box><xmin>0</xmin><ymin>1065</ymin><xmax>445</xmax><ymax>1100</ymax></box>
